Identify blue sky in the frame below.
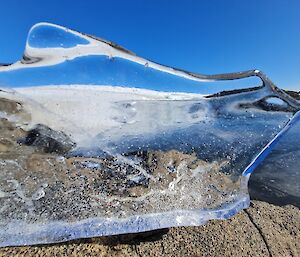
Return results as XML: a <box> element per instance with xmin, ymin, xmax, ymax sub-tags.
<box><xmin>0</xmin><ymin>0</ymin><xmax>299</xmax><ymax>90</ymax></box>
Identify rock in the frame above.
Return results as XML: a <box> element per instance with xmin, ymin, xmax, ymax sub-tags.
<box><xmin>20</xmin><ymin>124</ymin><xmax>76</xmax><ymax>154</ymax></box>
<box><xmin>0</xmin><ymin>139</ymin><xmax>12</xmax><ymax>152</ymax></box>
<box><xmin>0</xmin><ymin>200</ymin><xmax>298</xmax><ymax>257</ymax></box>
<box><xmin>0</xmin><ymin>98</ymin><xmax>22</xmax><ymax>114</ymax></box>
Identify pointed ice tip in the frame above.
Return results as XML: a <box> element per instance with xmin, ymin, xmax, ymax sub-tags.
<box><xmin>26</xmin><ymin>22</ymin><xmax>90</xmax><ymax>49</ymax></box>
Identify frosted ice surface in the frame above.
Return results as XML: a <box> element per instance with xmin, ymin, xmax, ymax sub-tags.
<box><xmin>0</xmin><ymin>23</ymin><xmax>299</xmax><ymax>246</ymax></box>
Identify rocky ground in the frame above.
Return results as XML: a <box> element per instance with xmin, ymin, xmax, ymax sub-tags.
<box><xmin>0</xmin><ymin>200</ymin><xmax>299</xmax><ymax>257</ymax></box>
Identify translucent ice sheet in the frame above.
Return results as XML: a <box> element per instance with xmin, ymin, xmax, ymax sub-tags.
<box><xmin>0</xmin><ymin>23</ymin><xmax>299</xmax><ymax>246</ymax></box>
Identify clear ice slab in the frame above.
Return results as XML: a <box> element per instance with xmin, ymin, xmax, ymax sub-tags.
<box><xmin>0</xmin><ymin>23</ymin><xmax>299</xmax><ymax>246</ymax></box>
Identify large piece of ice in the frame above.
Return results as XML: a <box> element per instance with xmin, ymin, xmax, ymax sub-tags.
<box><xmin>0</xmin><ymin>23</ymin><xmax>299</xmax><ymax>246</ymax></box>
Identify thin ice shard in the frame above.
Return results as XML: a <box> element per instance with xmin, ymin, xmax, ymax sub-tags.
<box><xmin>0</xmin><ymin>23</ymin><xmax>299</xmax><ymax>246</ymax></box>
